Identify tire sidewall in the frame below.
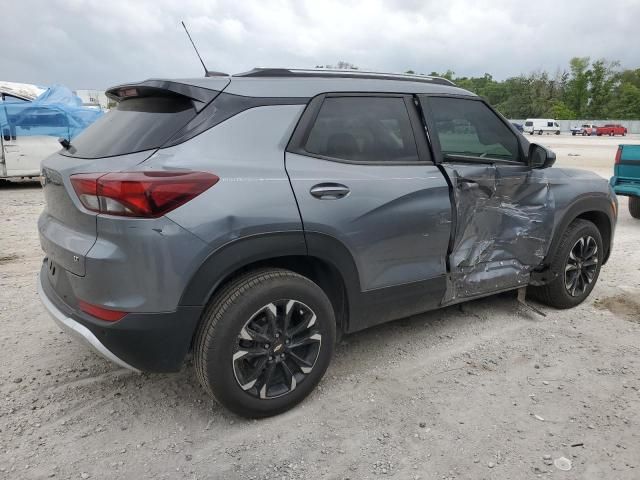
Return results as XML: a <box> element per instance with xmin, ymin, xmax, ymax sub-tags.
<box><xmin>629</xmin><ymin>196</ymin><xmax>640</xmax><ymax>219</ymax></box>
<box><xmin>554</xmin><ymin>222</ymin><xmax>604</xmax><ymax>306</ymax></box>
<box><xmin>202</xmin><ymin>275</ymin><xmax>336</xmax><ymax>417</ymax></box>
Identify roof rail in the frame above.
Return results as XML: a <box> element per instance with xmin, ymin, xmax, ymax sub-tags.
<box><xmin>234</xmin><ymin>68</ymin><xmax>456</xmax><ymax>86</ymax></box>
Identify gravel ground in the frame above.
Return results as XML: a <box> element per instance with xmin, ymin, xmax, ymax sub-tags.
<box><xmin>1</xmin><ymin>134</ymin><xmax>639</xmax><ymax>480</ymax></box>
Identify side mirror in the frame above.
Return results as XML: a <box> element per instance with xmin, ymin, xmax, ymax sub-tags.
<box><xmin>529</xmin><ymin>143</ymin><xmax>556</xmax><ymax>169</ymax></box>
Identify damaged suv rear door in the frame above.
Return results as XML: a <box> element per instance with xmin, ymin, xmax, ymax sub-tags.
<box><xmin>419</xmin><ymin>95</ymin><xmax>555</xmax><ymax>303</ymax></box>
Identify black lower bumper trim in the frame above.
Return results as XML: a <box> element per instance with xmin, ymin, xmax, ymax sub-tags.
<box><xmin>40</xmin><ymin>262</ymin><xmax>203</xmax><ymax>372</ymax></box>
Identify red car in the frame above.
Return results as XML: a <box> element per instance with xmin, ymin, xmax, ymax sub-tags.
<box><xmin>596</xmin><ymin>124</ymin><xmax>627</xmax><ymax>136</ymax></box>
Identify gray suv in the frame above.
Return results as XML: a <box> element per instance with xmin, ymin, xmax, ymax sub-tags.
<box><xmin>38</xmin><ymin>68</ymin><xmax>617</xmax><ymax>417</ymax></box>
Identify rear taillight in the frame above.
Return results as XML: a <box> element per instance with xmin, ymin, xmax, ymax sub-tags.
<box><xmin>70</xmin><ymin>171</ymin><xmax>219</xmax><ymax>218</ymax></box>
<box><xmin>615</xmin><ymin>146</ymin><xmax>622</xmax><ymax>165</ymax></box>
<box><xmin>78</xmin><ymin>300</ymin><xmax>127</xmax><ymax>322</ymax></box>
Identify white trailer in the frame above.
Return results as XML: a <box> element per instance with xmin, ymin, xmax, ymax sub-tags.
<box><xmin>1</xmin><ymin>81</ymin><xmax>102</xmax><ymax>181</ymax></box>
<box><xmin>0</xmin><ymin>82</ymin><xmax>49</xmax><ymax>179</ymax></box>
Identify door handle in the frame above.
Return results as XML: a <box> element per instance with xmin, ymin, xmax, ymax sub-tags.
<box><xmin>457</xmin><ymin>179</ymin><xmax>479</xmax><ymax>191</ymax></box>
<box><xmin>458</xmin><ymin>178</ymin><xmax>494</xmax><ymax>196</ymax></box>
<box><xmin>309</xmin><ymin>183</ymin><xmax>350</xmax><ymax>199</ymax></box>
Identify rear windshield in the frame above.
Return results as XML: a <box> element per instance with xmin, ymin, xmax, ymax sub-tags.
<box><xmin>64</xmin><ymin>95</ymin><xmax>196</xmax><ymax>159</ymax></box>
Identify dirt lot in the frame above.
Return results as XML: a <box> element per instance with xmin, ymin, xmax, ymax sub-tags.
<box><xmin>1</xmin><ymin>134</ymin><xmax>639</xmax><ymax>480</ymax></box>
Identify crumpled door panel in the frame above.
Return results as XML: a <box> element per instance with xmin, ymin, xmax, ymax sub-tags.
<box><xmin>442</xmin><ymin>163</ymin><xmax>554</xmax><ymax>303</ymax></box>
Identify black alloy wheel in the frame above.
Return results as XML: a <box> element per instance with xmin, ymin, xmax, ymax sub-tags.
<box><xmin>564</xmin><ymin>235</ymin><xmax>599</xmax><ymax>297</ymax></box>
<box><xmin>232</xmin><ymin>299</ymin><xmax>321</xmax><ymax>399</ymax></box>
<box><xmin>194</xmin><ymin>268</ymin><xmax>336</xmax><ymax>418</ymax></box>
<box><xmin>528</xmin><ymin>219</ymin><xmax>603</xmax><ymax>309</ymax></box>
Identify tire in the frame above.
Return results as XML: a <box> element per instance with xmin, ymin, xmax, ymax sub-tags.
<box><xmin>630</xmin><ymin>196</ymin><xmax>640</xmax><ymax>219</ymax></box>
<box><xmin>609</xmin><ymin>132</ymin><xmax>613</xmax><ymax>136</ymax></box>
<box><xmin>538</xmin><ymin>130</ymin><xmax>543</xmax><ymax>135</ymax></box>
<box><xmin>555</xmin><ymin>130</ymin><xmax>560</xmax><ymax>135</ymax></box>
<box><xmin>572</xmin><ymin>132</ymin><xmax>576</xmax><ymax>136</ymax></box>
<box><xmin>582</xmin><ymin>131</ymin><xmax>587</xmax><ymax>136</ymax></box>
<box><xmin>194</xmin><ymin>268</ymin><xmax>336</xmax><ymax>418</ymax></box>
<box><xmin>529</xmin><ymin>219</ymin><xmax>603</xmax><ymax>309</ymax></box>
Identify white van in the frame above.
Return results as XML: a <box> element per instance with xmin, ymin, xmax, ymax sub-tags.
<box><xmin>523</xmin><ymin>118</ymin><xmax>561</xmax><ymax>135</ymax></box>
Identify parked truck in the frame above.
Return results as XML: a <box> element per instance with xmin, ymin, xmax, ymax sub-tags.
<box><xmin>571</xmin><ymin>124</ymin><xmax>597</xmax><ymax>136</ymax></box>
<box><xmin>596</xmin><ymin>124</ymin><xmax>627</xmax><ymax>137</ymax></box>
<box><xmin>610</xmin><ymin>144</ymin><xmax>640</xmax><ymax>218</ymax></box>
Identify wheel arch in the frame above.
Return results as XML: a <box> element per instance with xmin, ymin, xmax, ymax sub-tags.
<box><xmin>179</xmin><ymin>231</ymin><xmax>361</xmax><ymax>339</ymax></box>
<box><xmin>543</xmin><ymin>195</ymin><xmax>615</xmax><ymax>268</ymax></box>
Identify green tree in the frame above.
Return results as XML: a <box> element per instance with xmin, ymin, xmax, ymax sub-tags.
<box><xmin>586</xmin><ymin>59</ymin><xmax>620</xmax><ymax>117</ymax></box>
<box><xmin>550</xmin><ymin>101</ymin><xmax>576</xmax><ymax>119</ymax></box>
<box><xmin>396</xmin><ymin>58</ymin><xmax>639</xmax><ymax>119</ymax></box>
<box><xmin>565</xmin><ymin>57</ymin><xmax>590</xmax><ymax>117</ymax></box>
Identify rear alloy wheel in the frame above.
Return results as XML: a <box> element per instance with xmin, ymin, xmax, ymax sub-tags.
<box><xmin>194</xmin><ymin>269</ymin><xmax>335</xmax><ymax>418</ymax></box>
<box><xmin>232</xmin><ymin>300</ymin><xmax>321</xmax><ymax>399</ymax></box>
<box><xmin>629</xmin><ymin>196</ymin><xmax>640</xmax><ymax>219</ymax></box>
<box><xmin>529</xmin><ymin>219</ymin><xmax>603</xmax><ymax>308</ymax></box>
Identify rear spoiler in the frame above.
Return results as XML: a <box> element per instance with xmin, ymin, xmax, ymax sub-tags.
<box><xmin>105</xmin><ymin>78</ymin><xmax>230</xmax><ymax>111</ymax></box>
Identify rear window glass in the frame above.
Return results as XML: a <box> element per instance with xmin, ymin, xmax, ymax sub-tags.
<box><xmin>525</xmin><ymin>121</ymin><xmax>533</xmax><ymax>126</ymax></box>
<box><xmin>65</xmin><ymin>95</ymin><xmax>196</xmax><ymax>158</ymax></box>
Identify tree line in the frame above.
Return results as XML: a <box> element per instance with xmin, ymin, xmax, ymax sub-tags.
<box><xmin>409</xmin><ymin>58</ymin><xmax>640</xmax><ymax>120</ymax></box>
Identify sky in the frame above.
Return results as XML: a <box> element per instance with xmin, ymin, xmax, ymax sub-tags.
<box><xmin>2</xmin><ymin>0</ymin><xmax>640</xmax><ymax>90</ymax></box>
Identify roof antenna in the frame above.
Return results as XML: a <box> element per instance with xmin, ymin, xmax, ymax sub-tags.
<box><xmin>181</xmin><ymin>21</ymin><xmax>228</xmax><ymax>77</ymax></box>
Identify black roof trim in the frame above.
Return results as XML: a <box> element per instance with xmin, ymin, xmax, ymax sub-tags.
<box><xmin>234</xmin><ymin>68</ymin><xmax>456</xmax><ymax>87</ymax></box>
<box><xmin>205</xmin><ymin>70</ymin><xmax>230</xmax><ymax>77</ymax></box>
<box><xmin>105</xmin><ymin>79</ymin><xmax>220</xmax><ymax>107</ymax></box>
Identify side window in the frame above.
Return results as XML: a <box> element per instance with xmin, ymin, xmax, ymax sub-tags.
<box><xmin>304</xmin><ymin>97</ymin><xmax>419</xmax><ymax>163</ymax></box>
<box><xmin>427</xmin><ymin>97</ymin><xmax>520</xmax><ymax>162</ymax></box>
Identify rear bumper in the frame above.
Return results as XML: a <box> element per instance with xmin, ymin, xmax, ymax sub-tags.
<box><xmin>610</xmin><ymin>177</ymin><xmax>640</xmax><ymax>198</ymax></box>
<box><xmin>38</xmin><ymin>271</ymin><xmax>140</xmax><ymax>372</ymax></box>
<box><xmin>38</xmin><ymin>262</ymin><xmax>203</xmax><ymax>372</ymax></box>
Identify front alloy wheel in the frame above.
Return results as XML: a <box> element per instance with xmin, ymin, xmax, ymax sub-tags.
<box><xmin>528</xmin><ymin>219</ymin><xmax>603</xmax><ymax>309</ymax></box>
<box><xmin>565</xmin><ymin>235</ymin><xmax>598</xmax><ymax>297</ymax></box>
<box><xmin>233</xmin><ymin>300</ymin><xmax>321</xmax><ymax>399</ymax></box>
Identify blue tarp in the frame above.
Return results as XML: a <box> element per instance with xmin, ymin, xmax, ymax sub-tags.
<box><xmin>0</xmin><ymin>84</ymin><xmax>103</xmax><ymax>140</ymax></box>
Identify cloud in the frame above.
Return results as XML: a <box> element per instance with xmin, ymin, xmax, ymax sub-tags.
<box><xmin>1</xmin><ymin>0</ymin><xmax>639</xmax><ymax>89</ymax></box>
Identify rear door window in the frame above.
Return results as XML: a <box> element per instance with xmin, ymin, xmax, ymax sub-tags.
<box><xmin>424</xmin><ymin>97</ymin><xmax>520</xmax><ymax>162</ymax></box>
<box><xmin>65</xmin><ymin>95</ymin><xmax>196</xmax><ymax>159</ymax></box>
<box><xmin>304</xmin><ymin>96</ymin><xmax>419</xmax><ymax>163</ymax></box>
